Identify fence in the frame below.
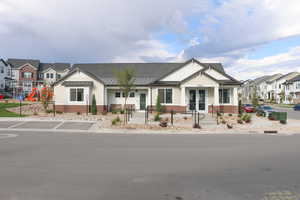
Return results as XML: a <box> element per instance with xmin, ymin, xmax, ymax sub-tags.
<box><xmin>144</xmin><ymin>107</ymin><xmax>206</xmax><ymax>127</ymax></box>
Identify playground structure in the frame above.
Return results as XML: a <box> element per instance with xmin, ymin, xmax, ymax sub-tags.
<box><xmin>25</xmin><ymin>87</ymin><xmax>53</xmax><ymax>102</ymax></box>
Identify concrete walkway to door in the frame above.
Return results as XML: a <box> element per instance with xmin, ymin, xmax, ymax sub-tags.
<box><xmin>128</xmin><ymin>111</ymin><xmax>146</xmax><ymax>125</ymax></box>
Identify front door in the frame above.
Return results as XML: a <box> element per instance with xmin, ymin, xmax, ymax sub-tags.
<box><xmin>189</xmin><ymin>90</ymin><xmax>196</xmax><ymax>110</ymax></box>
<box><xmin>198</xmin><ymin>90</ymin><xmax>206</xmax><ymax>111</ymax></box>
<box><xmin>140</xmin><ymin>93</ymin><xmax>146</xmax><ymax>110</ymax></box>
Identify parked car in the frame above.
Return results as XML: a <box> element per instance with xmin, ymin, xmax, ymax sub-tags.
<box><xmin>256</xmin><ymin>105</ymin><xmax>275</xmax><ymax>117</ymax></box>
<box><xmin>294</xmin><ymin>104</ymin><xmax>300</xmax><ymax>111</ymax></box>
<box><xmin>243</xmin><ymin>104</ymin><xmax>255</xmax><ymax>113</ymax></box>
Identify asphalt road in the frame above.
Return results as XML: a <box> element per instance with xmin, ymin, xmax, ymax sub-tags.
<box><xmin>272</xmin><ymin>106</ymin><xmax>300</xmax><ymax>120</ymax></box>
<box><xmin>1</xmin><ymin>131</ymin><xmax>300</xmax><ymax>200</ymax></box>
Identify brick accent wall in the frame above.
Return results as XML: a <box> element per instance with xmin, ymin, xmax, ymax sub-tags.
<box><xmin>55</xmin><ymin>105</ymin><xmax>107</xmax><ymax>114</ymax></box>
<box><xmin>208</xmin><ymin>105</ymin><xmax>238</xmax><ymax>114</ymax></box>
<box><xmin>19</xmin><ymin>64</ymin><xmax>38</xmax><ymax>81</ymax></box>
<box><xmin>148</xmin><ymin>105</ymin><xmax>186</xmax><ymax>113</ymax></box>
<box><xmin>109</xmin><ymin>104</ymin><xmax>135</xmax><ymax>111</ymax></box>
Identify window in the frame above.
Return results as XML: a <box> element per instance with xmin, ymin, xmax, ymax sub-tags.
<box><xmin>158</xmin><ymin>88</ymin><xmax>173</xmax><ymax>104</ymax></box>
<box><xmin>23</xmin><ymin>72</ymin><xmax>32</xmax><ymax>79</ymax></box>
<box><xmin>70</xmin><ymin>88</ymin><xmax>84</xmax><ymax>102</ymax></box>
<box><xmin>1</xmin><ymin>67</ymin><xmax>3</xmax><ymax>73</ymax></box>
<box><xmin>7</xmin><ymin>69</ymin><xmax>10</xmax><ymax>76</ymax></box>
<box><xmin>57</xmin><ymin>74</ymin><xmax>61</xmax><ymax>79</ymax></box>
<box><xmin>122</xmin><ymin>92</ymin><xmax>126</xmax><ymax>97</ymax></box>
<box><xmin>129</xmin><ymin>92</ymin><xmax>135</xmax><ymax>97</ymax></box>
<box><xmin>39</xmin><ymin>73</ymin><xmax>43</xmax><ymax>79</ymax></box>
<box><xmin>50</xmin><ymin>73</ymin><xmax>54</xmax><ymax>78</ymax></box>
<box><xmin>46</xmin><ymin>73</ymin><xmax>50</xmax><ymax>78</ymax></box>
<box><xmin>296</xmin><ymin>82</ymin><xmax>300</xmax><ymax>89</ymax></box>
<box><xmin>115</xmin><ymin>92</ymin><xmax>121</xmax><ymax>98</ymax></box>
<box><xmin>219</xmin><ymin>88</ymin><xmax>230</xmax><ymax>104</ymax></box>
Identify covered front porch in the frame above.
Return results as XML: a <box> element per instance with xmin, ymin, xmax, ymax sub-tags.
<box><xmin>181</xmin><ymin>86</ymin><xmax>238</xmax><ymax>113</ymax></box>
<box><xmin>106</xmin><ymin>87</ymin><xmax>151</xmax><ymax>111</ymax></box>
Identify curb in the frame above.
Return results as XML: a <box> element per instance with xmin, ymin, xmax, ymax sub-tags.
<box><xmin>0</xmin><ymin>128</ymin><xmax>296</xmax><ymax>135</ymax></box>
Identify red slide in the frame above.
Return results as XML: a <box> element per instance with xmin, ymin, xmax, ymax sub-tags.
<box><xmin>26</xmin><ymin>88</ymin><xmax>38</xmax><ymax>102</ymax></box>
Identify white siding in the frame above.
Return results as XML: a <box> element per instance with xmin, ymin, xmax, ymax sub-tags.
<box><xmin>205</xmin><ymin>68</ymin><xmax>229</xmax><ymax>80</ymax></box>
<box><xmin>161</xmin><ymin>62</ymin><xmax>203</xmax><ymax>82</ymax></box>
<box><xmin>0</xmin><ymin>61</ymin><xmax>6</xmax><ymax>89</ymax></box>
<box><xmin>54</xmin><ymin>71</ymin><xmax>104</xmax><ymax>105</ymax></box>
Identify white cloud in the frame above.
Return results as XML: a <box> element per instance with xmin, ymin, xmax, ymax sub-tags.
<box><xmin>184</xmin><ymin>0</ymin><xmax>300</xmax><ymax>59</ymax></box>
<box><xmin>224</xmin><ymin>46</ymin><xmax>300</xmax><ymax>80</ymax></box>
<box><xmin>0</xmin><ymin>0</ymin><xmax>211</xmax><ymax>62</ymax></box>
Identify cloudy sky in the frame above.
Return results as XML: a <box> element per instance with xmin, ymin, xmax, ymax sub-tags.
<box><xmin>0</xmin><ymin>0</ymin><xmax>300</xmax><ymax>80</ymax></box>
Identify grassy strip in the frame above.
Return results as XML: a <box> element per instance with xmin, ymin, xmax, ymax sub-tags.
<box><xmin>276</xmin><ymin>104</ymin><xmax>295</xmax><ymax>108</ymax></box>
<box><xmin>0</xmin><ymin>103</ymin><xmax>26</xmax><ymax>117</ymax></box>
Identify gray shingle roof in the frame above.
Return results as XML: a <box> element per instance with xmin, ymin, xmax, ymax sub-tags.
<box><xmin>73</xmin><ymin>63</ymin><xmax>183</xmax><ymax>85</ymax></box>
<box><xmin>40</xmin><ymin>63</ymin><xmax>71</xmax><ymax>72</ymax></box>
<box><xmin>62</xmin><ymin>81</ymin><xmax>93</xmax><ymax>87</ymax></box>
<box><xmin>7</xmin><ymin>58</ymin><xmax>40</xmax><ymax>69</ymax></box>
<box><xmin>72</xmin><ymin>61</ymin><xmax>227</xmax><ymax>85</ymax></box>
<box><xmin>287</xmin><ymin>75</ymin><xmax>300</xmax><ymax>83</ymax></box>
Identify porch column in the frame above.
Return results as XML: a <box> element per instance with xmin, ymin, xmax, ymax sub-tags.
<box><xmin>214</xmin><ymin>86</ymin><xmax>219</xmax><ymax>106</ymax></box>
<box><xmin>147</xmin><ymin>88</ymin><xmax>151</xmax><ymax>107</ymax></box>
<box><xmin>181</xmin><ymin>87</ymin><xmax>185</xmax><ymax>105</ymax></box>
<box><xmin>233</xmin><ymin>87</ymin><xmax>238</xmax><ymax>105</ymax></box>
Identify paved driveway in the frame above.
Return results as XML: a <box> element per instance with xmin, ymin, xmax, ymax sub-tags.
<box><xmin>1</xmin><ymin>131</ymin><xmax>300</xmax><ymax>200</ymax></box>
<box><xmin>272</xmin><ymin>106</ymin><xmax>300</xmax><ymax>120</ymax></box>
<box><xmin>0</xmin><ymin>120</ymin><xmax>95</xmax><ymax>131</ymax></box>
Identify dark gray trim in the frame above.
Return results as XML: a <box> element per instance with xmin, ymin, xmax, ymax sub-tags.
<box><xmin>62</xmin><ymin>81</ymin><xmax>93</xmax><ymax>87</ymax></box>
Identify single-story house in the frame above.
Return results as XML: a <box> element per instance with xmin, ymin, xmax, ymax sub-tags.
<box><xmin>53</xmin><ymin>58</ymin><xmax>241</xmax><ymax>113</ymax></box>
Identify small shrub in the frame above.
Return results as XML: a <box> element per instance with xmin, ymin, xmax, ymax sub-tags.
<box><xmin>237</xmin><ymin>119</ymin><xmax>243</xmax><ymax>124</ymax></box>
<box><xmin>91</xmin><ymin>94</ymin><xmax>97</xmax><ymax>115</ymax></box>
<box><xmin>156</xmin><ymin>96</ymin><xmax>163</xmax><ymax>113</ymax></box>
<box><xmin>112</xmin><ymin>110</ymin><xmax>118</xmax><ymax>114</ymax></box>
<box><xmin>120</xmin><ymin>110</ymin><xmax>124</xmax><ymax>114</ymax></box>
<box><xmin>111</xmin><ymin>116</ymin><xmax>121</xmax><ymax>125</ymax></box>
<box><xmin>46</xmin><ymin>109</ymin><xmax>53</xmax><ymax>113</ymax></box>
<box><xmin>154</xmin><ymin>113</ymin><xmax>161</xmax><ymax>121</ymax></box>
<box><xmin>112</xmin><ymin>119</ymin><xmax>117</xmax><ymax>125</ymax></box>
<box><xmin>183</xmin><ymin>116</ymin><xmax>188</xmax><ymax>120</ymax></box>
<box><xmin>221</xmin><ymin>119</ymin><xmax>226</xmax><ymax>124</ymax></box>
<box><xmin>217</xmin><ymin>112</ymin><xmax>222</xmax><ymax>117</ymax></box>
<box><xmin>228</xmin><ymin>113</ymin><xmax>233</xmax><ymax>117</ymax></box>
<box><xmin>101</xmin><ymin>112</ymin><xmax>107</xmax><ymax>115</ymax></box>
<box><xmin>33</xmin><ymin>111</ymin><xmax>38</xmax><ymax>116</ymax></box>
<box><xmin>56</xmin><ymin>110</ymin><xmax>63</xmax><ymax>114</ymax></box>
<box><xmin>77</xmin><ymin>112</ymin><xmax>81</xmax><ymax>115</ymax></box>
<box><xmin>238</xmin><ymin>114</ymin><xmax>242</xmax><ymax>118</ymax></box>
<box><xmin>242</xmin><ymin>114</ymin><xmax>251</xmax><ymax>123</ymax></box>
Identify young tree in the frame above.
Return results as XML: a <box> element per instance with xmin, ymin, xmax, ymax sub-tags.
<box><xmin>156</xmin><ymin>96</ymin><xmax>163</xmax><ymax>114</ymax></box>
<box><xmin>114</xmin><ymin>68</ymin><xmax>135</xmax><ymax>121</ymax></box>
<box><xmin>91</xmin><ymin>94</ymin><xmax>97</xmax><ymax>115</ymax></box>
<box><xmin>40</xmin><ymin>86</ymin><xmax>53</xmax><ymax>110</ymax></box>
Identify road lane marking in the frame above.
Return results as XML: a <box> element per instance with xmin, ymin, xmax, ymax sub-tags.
<box><xmin>0</xmin><ymin>134</ymin><xmax>18</xmax><ymax>139</ymax></box>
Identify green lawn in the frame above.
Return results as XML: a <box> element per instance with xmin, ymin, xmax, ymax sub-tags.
<box><xmin>0</xmin><ymin>103</ymin><xmax>26</xmax><ymax>117</ymax></box>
